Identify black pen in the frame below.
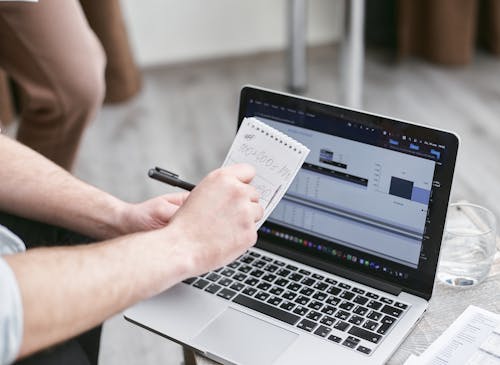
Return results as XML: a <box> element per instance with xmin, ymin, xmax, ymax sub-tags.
<box><xmin>148</xmin><ymin>167</ymin><xmax>196</xmax><ymax>191</ymax></box>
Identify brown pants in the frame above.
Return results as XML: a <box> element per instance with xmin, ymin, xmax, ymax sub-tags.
<box><xmin>0</xmin><ymin>0</ymin><xmax>106</xmax><ymax>170</ymax></box>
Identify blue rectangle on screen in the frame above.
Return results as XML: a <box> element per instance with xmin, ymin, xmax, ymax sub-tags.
<box><xmin>411</xmin><ymin>186</ymin><xmax>431</xmax><ymax>204</ymax></box>
<box><xmin>409</xmin><ymin>143</ymin><xmax>420</xmax><ymax>150</ymax></box>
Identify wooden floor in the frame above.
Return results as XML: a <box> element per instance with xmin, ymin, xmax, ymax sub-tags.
<box><xmin>72</xmin><ymin>45</ymin><xmax>500</xmax><ymax>365</ymax></box>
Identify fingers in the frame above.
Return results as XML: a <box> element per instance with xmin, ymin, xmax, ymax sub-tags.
<box><xmin>162</xmin><ymin>192</ymin><xmax>190</xmax><ymax>206</ymax></box>
<box><xmin>222</xmin><ymin>163</ymin><xmax>256</xmax><ymax>184</ymax></box>
<box><xmin>252</xmin><ymin>202</ymin><xmax>264</xmax><ymax>222</ymax></box>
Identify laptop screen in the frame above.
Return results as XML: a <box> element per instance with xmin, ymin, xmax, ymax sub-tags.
<box><xmin>239</xmin><ymin>87</ymin><xmax>458</xmax><ymax>299</ymax></box>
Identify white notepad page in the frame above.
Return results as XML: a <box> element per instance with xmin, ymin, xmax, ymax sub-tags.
<box><xmin>222</xmin><ymin>117</ymin><xmax>310</xmax><ymax>228</ymax></box>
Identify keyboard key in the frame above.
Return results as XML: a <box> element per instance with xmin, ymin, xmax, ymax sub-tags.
<box><xmin>286</xmin><ymin>264</ymin><xmax>298</xmax><ymax>271</ymax></box>
<box><xmin>238</xmin><ymin>265</ymin><xmax>252</xmax><ymax>273</ymax></box>
<box><xmin>265</xmin><ymin>264</ymin><xmax>279</xmax><ymax>273</ymax></box>
<box><xmin>395</xmin><ymin>302</ymin><xmax>408</xmax><ymax>310</ymax></box>
<box><xmin>381</xmin><ymin>304</ymin><xmax>403</xmax><ymax>318</ymax></box>
<box><xmin>233</xmin><ymin>294</ymin><xmax>300</xmax><ymax>325</ymax></box>
<box><xmin>229</xmin><ymin>282</ymin><xmax>244</xmax><ymax>291</ymax></box>
<box><xmin>183</xmin><ymin>277</ymin><xmax>196</xmax><ymax>284</ymax></box>
<box><xmin>242</xmin><ymin>287</ymin><xmax>257</xmax><ymax>296</ymax></box>
<box><xmin>221</xmin><ymin>268</ymin><xmax>235</xmax><ymax>277</ymax></box>
<box><xmin>282</xmin><ymin>291</ymin><xmax>297</xmax><ymax>300</ymax></box>
<box><xmin>367</xmin><ymin>311</ymin><xmax>382</xmax><ymax>321</ymax></box>
<box><xmin>299</xmin><ymin>269</ymin><xmax>311</xmax><ymax>275</ymax></box>
<box><xmin>320</xmin><ymin>315</ymin><xmax>335</xmax><ymax>326</ymax></box>
<box><xmin>353</xmin><ymin>295</ymin><xmax>368</xmax><ymax>305</ymax></box>
<box><xmin>262</xmin><ymin>256</ymin><xmax>273</xmax><ymax>262</ymax></box>
<box><xmin>275</xmin><ymin>278</ymin><xmax>289</xmax><ymax>287</ymax></box>
<box><xmin>348</xmin><ymin>315</ymin><xmax>364</xmax><ymax>326</ymax></box>
<box><xmin>321</xmin><ymin>305</ymin><xmax>336</xmax><ymax>316</ymax></box>
<box><xmin>301</xmin><ymin>278</ymin><xmax>316</xmax><ymax>287</ymax></box>
<box><xmin>297</xmin><ymin>319</ymin><xmax>317</xmax><ymax>332</ymax></box>
<box><xmin>299</xmin><ymin>287</ymin><xmax>314</xmax><ymax>296</ymax></box>
<box><xmin>280</xmin><ymin>301</ymin><xmax>295</xmax><ymax>311</ymax></box>
<box><xmin>338</xmin><ymin>283</ymin><xmax>351</xmax><ymax>290</ymax></box>
<box><xmin>327</xmin><ymin>286</ymin><xmax>341</xmax><ymax>296</ymax></box>
<box><xmin>357</xmin><ymin>346</ymin><xmax>372</xmax><ymax>355</ymax></box>
<box><xmin>308</xmin><ymin>300</ymin><xmax>323</xmax><ymax>311</ymax></box>
<box><xmin>218</xmin><ymin>278</ymin><xmax>233</xmax><ymax>287</ymax></box>
<box><xmin>314</xmin><ymin>325</ymin><xmax>332</xmax><ymax>338</ymax></box>
<box><xmin>193</xmin><ymin>278</ymin><xmax>209</xmax><ymax>289</ymax></box>
<box><xmin>328</xmin><ymin>334</ymin><xmax>342</xmax><ymax>343</ymax></box>
<box><xmin>295</xmin><ymin>295</ymin><xmax>310</xmax><ymax>305</ymax></box>
<box><xmin>363</xmin><ymin>320</ymin><xmax>379</xmax><ymax>331</ymax></box>
<box><xmin>339</xmin><ymin>301</ymin><xmax>354</xmax><ymax>311</ymax></box>
<box><xmin>342</xmin><ymin>336</ymin><xmax>360</xmax><ymax>349</ymax></box>
<box><xmin>367</xmin><ymin>300</ymin><xmax>383</xmax><ymax>310</ymax></box>
<box><xmin>326</xmin><ymin>296</ymin><xmax>341</xmax><ymax>306</ymax></box>
<box><xmin>335</xmin><ymin>310</ymin><xmax>350</xmax><ymax>321</ymax></box>
<box><xmin>227</xmin><ymin>261</ymin><xmax>240</xmax><ymax>269</ymax></box>
<box><xmin>244</xmin><ymin>277</ymin><xmax>258</xmax><ymax>286</ymax></box>
<box><xmin>257</xmin><ymin>282</ymin><xmax>271</xmax><ymax>291</ymax></box>
<box><xmin>334</xmin><ymin>321</ymin><xmax>350</xmax><ymax>332</ymax></box>
<box><xmin>312</xmin><ymin>292</ymin><xmax>327</xmax><ymax>301</ymax></box>
<box><xmin>250</xmin><ymin>269</ymin><xmax>264</xmax><ymax>278</ymax></box>
<box><xmin>339</xmin><ymin>291</ymin><xmax>355</xmax><ymax>301</ymax></box>
<box><xmin>380</xmin><ymin>297</ymin><xmax>393</xmax><ymax>305</ymax></box>
<box><xmin>325</xmin><ymin>278</ymin><xmax>337</xmax><ymax>285</ymax></box>
<box><xmin>273</xmin><ymin>259</ymin><xmax>285</xmax><ymax>266</ymax></box>
<box><xmin>261</xmin><ymin>274</ymin><xmax>276</xmax><ymax>283</ymax></box>
<box><xmin>353</xmin><ymin>305</ymin><xmax>368</xmax><ymax>316</ymax></box>
<box><xmin>377</xmin><ymin>316</ymin><xmax>396</xmax><ymax>335</ymax></box>
<box><xmin>255</xmin><ymin>291</ymin><xmax>270</xmax><ymax>301</ymax></box>
<box><xmin>217</xmin><ymin>288</ymin><xmax>236</xmax><ymax>300</ymax></box>
<box><xmin>287</xmin><ymin>282</ymin><xmax>301</xmax><ymax>292</ymax></box>
<box><xmin>352</xmin><ymin>287</ymin><xmax>365</xmax><ymax>294</ymax></box>
<box><xmin>249</xmin><ymin>251</ymin><xmax>261</xmax><ymax>258</ymax></box>
<box><xmin>205</xmin><ymin>283</ymin><xmax>222</xmax><ymax>294</ymax></box>
<box><xmin>276</xmin><ymin>269</ymin><xmax>291</xmax><ymax>277</ymax></box>
<box><xmin>349</xmin><ymin>326</ymin><xmax>382</xmax><ymax>344</ymax></box>
<box><xmin>306</xmin><ymin>310</ymin><xmax>322</xmax><ymax>321</ymax></box>
<box><xmin>267</xmin><ymin>296</ymin><xmax>283</xmax><ymax>306</ymax></box>
<box><xmin>293</xmin><ymin>305</ymin><xmax>309</xmax><ymax>316</ymax></box>
<box><xmin>289</xmin><ymin>273</ymin><xmax>303</xmax><ymax>282</ymax></box>
<box><xmin>269</xmin><ymin>286</ymin><xmax>284</xmax><ymax>296</ymax></box>
<box><xmin>253</xmin><ymin>260</ymin><xmax>267</xmax><ymax>268</ymax></box>
<box><xmin>313</xmin><ymin>282</ymin><xmax>328</xmax><ymax>291</ymax></box>
<box><xmin>206</xmin><ymin>273</ymin><xmax>221</xmax><ymax>282</ymax></box>
<box><xmin>233</xmin><ymin>273</ymin><xmax>247</xmax><ymax>282</ymax></box>
<box><xmin>241</xmin><ymin>256</ymin><xmax>255</xmax><ymax>264</ymax></box>
<box><xmin>365</xmin><ymin>292</ymin><xmax>379</xmax><ymax>299</ymax></box>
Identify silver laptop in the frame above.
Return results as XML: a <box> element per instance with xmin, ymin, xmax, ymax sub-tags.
<box><xmin>125</xmin><ymin>86</ymin><xmax>459</xmax><ymax>365</ymax></box>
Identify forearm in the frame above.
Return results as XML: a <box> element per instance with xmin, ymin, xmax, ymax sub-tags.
<box><xmin>4</xmin><ymin>227</ymin><xmax>190</xmax><ymax>359</ymax></box>
<box><xmin>0</xmin><ymin>135</ymin><xmax>128</xmax><ymax>239</ymax></box>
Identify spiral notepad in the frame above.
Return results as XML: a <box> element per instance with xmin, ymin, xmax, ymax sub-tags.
<box><xmin>222</xmin><ymin>117</ymin><xmax>310</xmax><ymax>227</ymax></box>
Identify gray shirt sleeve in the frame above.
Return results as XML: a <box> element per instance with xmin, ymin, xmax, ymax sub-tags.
<box><xmin>0</xmin><ymin>225</ymin><xmax>26</xmax><ymax>365</ymax></box>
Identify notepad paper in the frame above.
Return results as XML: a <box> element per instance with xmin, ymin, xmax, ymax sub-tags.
<box><xmin>222</xmin><ymin>117</ymin><xmax>310</xmax><ymax>227</ymax></box>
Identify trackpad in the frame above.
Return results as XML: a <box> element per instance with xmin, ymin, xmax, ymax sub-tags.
<box><xmin>193</xmin><ymin>308</ymin><xmax>298</xmax><ymax>365</ymax></box>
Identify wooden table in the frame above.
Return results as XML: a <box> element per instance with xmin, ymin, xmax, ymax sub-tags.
<box><xmin>185</xmin><ymin>250</ymin><xmax>500</xmax><ymax>365</ymax></box>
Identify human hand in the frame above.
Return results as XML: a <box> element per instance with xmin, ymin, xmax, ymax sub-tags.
<box><xmin>167</xmin><ymin>164</ymin><xmax>263</xmax><ymax>277</ymax></box>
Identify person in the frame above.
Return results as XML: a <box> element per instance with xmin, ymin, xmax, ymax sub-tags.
<box><xmin>0</xmin><ymin>0</ymin><xmax>106</xmax><ymax>170</ymax></box>
<box><xmin>0</xmin><ymin>133</ymin><xmax>264</xmax><ymax>365</ymax></box>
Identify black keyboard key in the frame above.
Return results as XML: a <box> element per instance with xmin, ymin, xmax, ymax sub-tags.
<box><xmin>320</xmin><ymin>315</ymin><xmax>335</xmax><ymax>326</ymax></box>
<box><xmin>339</xmin><ymin>291</ymin><xmax>355</xmax><ymax>301</ymax></box>
<box><xmin>193</xmin><ymin>278</ymin><xmax>209</xmax><ymax>289</ymax></box>
<box><xmin>367</xmin><ymin>310</ymin><xmax>382</xmax><ymax>321</ymax></box>
<box><xmin>267</xmin><ymin>296</ymin><xmax>283</xmax><ymax>306</ymax></box>
<box><xmin>312</xmin><ymin>292</ymin><xmax>327</xmax><ymax>301</ymax></box>
<box><xmin>335</xmin><ymin>310</ymin><xmax>350</xmax><ymax>321</ymax></box>
<box><xmin>230</xmin><ymin>282</ymin><xmax>244</xmax><ymax>291</ymax></box>
<box><xmin>299</xmin><ymin>287</ymin><xmax>314</xmax><ymax>296</ymax></box>
<box><xmin>257</xmin><ymin>282</ymin><xmax>271</xmax><ymax>291</ymax></box>
<box><xmin>262</xmin><ymin>256</ymin><xmax>273</xmax><ymax>262</ymax></box>
<box><xmin>326</xmin><ymin>296</ymin><xmax>341</xmax><ymax>306</ymax></box>
<box><xmin>339</xmin><ymin>301</ymin><xmax>354</xmax><ymax>311</ymax></box>
<box><xmin>244</xmin><ymin>277</ymin><xmax>258</xmax><ymax>286</ymax></box>
<box><xmin>207</xmin><ymin>273</ymin><xmax>221</xmax><ymax>282</ymax></box>
<box><xmin>321</xmin><ymin>305</ymin><xmax>336</xmax><ymax>316</ymax></box>
<box><xmin>395</xmin><ymin>302</ymin><xmax>408</xmax><ymax>310</ymax></box>
<box><xmin>280</xmin><ymin>301</ymin><xmax>295</xmax><ymax>311</ymax></box>
<box><xmin>289</xmin><ymin>273</ymin><xmax>303</xmax><ymax>282</ymax></box>
<box><xmin>367</xmin><ymin>300</ymin><xmax>383</xmax><ymax>310</ymax></box>
<box><xmin>314</xmin><ymin>325</ymin><xmax>332</xmax><ymax>338</ymax></box>
<box><xmin>363</xmin><ymin>320</ymin><xmax>378</xmax><ymax>331</ymax></box>
<box><xmin>275</xmin><ymin>278</ymin><xmax>289</xmax><ymax>287</ymax></box>
<box><xmin>353</xmin><ymin>305</ymin><xmax>368</xmax><ymax>316</ymax></box>
<box><xmin>325</xmin><ymin>278</ymin><xmax>338</xmax><ymax>285</ymax></box>
<box><xmin>327</xmin><ymin>286</ymin><xmax>341</xmax><ymax>296</ymax></box>
<box><xmin>380</xmin><ymin>297</ymin><xmax>393</xmax><ymax>305</ymax></box>
<box><xmin>301</xmin><ymin>278</ymin><xmax>316</xmax><ymax>287</ymax></box>
<box><xmin>238</xmin><ymin>265</ymin><xmax>252</xmax><ymax>273</ymax></box>
<box><xmin>227</xmin><ymin>261</ymin><xmax>240</xmax><ymax>269</ymax></box>
<box><xmin>262</xmin><ymin>274</ymin><xmax>277</xmax><ymax>282</ymax></box>
<box><xmin>352</xmin><ymin>287</ymin><xmax>365</xmax><ymax>294</ymax></box>
<box><xmin>277</xmin><ymin>269</ymin><xmax>291</xmax><ymax>277</ymax></box>
<box><xmin>334</xmin><ymin>321</ymin><xmax>350</xmax><ymax>332</ymax></box>
<box><xmin>353</xmin><ymin>295</ymin><xmax>368</xmax><ymax>305</ymax></box>
<box><xmin>297</xmin><ymin>319</ymin><xmax>317</xmax><ymax>332</ymax></box>
<box><xmin>205</xmin><ymin>283</ymin><xmax>222</xmax><ymax>294</ymax></box>
<box><xmin>241</xmin><ymin>256</ymin><xmax>255</xmax><ymax>264</ymax></box>
<box><xmin>250</xmin><ymin>269</ymin><xmax>264</xmax><ymax>278</ymax></box>
<box><xmin>349</xmin><ymin>326</ymin><xmax>382</xmax><ymax>344</ymax></box>
<box><xmin>217</xmin><ymin>288</ymin><xmax>237</xmax><ymax>300</ymax></box>
<box><xmin>249</xmin><ymin>251</ymin><xmax>261</xmax><ymax>257</ymax></box>
<box><xmin>338</xmin><ymin>283</ymin><xmax>351</xmax><ymax>290</ymax></box>
<box><xmin>183</xmin><ymin>277</ymin><xmax>196</xmax><ymax>284</ymax></box>
<box><xmin>242</xmin><ymin>287</ymin><xmax>257</xmax><ymax>296</ymax></box>
<box><xmin>357</xmin><ymin>346</ymin><xmax>372</xmax><ymax>355</ymax></box>
<box><xmin>293</xmin><ymin>305</ymin><xmax>309</xmax><ymax>316</ymax></box>
<box><xmin>381</xmin><ymin>304</ymin><xmax>403</xmax><ymax>318</ymax></box>
<box><xmin>328</xmin><ymin>334</ymin><xmax>342</xmax><ymax>343</ymax></box>
<box><xmin>253</xmin><ymin>260</ymin><xmax>267</xmax><ymax>268</ymax></box>
<box><xmin>269</xmin><ymin>286</ymin><xmax>284</xmax><ymax>296</ymax></box>
<box><xmin>295</xmin><ymin>295</ymin><xmax>310</xmax><ymax>305</ymax></box>
<box><xmin>264</xmin><ymin>264</ymin><xmax>279</xmax><ymax>274</ymax></box>
<box><xmin>233</xmin><ymin>294</ymin><xmax>301</xmax><ymax>325</ymax></box>
<box><xmin>218</xmin><ymin>278</ymin><xmax>233</xmax><ymax>287</ymax></box>
<box><xmin>313</xmin><ymin>282</ymin><xmax>328</xmax><ymax>291</ymax></box>
<box><xmin>233</xmin><ymin>273</ymin><xmax>247</xmax><ymax>282</ymax></box>
<box><xmin>299</xmin><ymin>269</ymin><xmax>311</xmax><ymax>275</ymax></box>
<box><xmin>377</xmin><ymin>316</ymin><xmax>396</xmax><ymax>335</ymax></box>
<box><xmin>287</xmin><ymin>282</ymin><xmax>301</xmax><ymax>292</ymax></box>
<box><xmin>308</xmin><ymin>300</ymin><xmax>323</xmax><ymax>311</ymax></box>
<box><xmin>286</xmin><ymin>264</ymin><xmax>298</xmax><ymax>271</ymax></box>
<box><xmin>342</xmin><ymin>336</ymin><xmax>360</xmax><ymax>349</ymax></box>
<box><xmin>312</xmin><ymin>273</ymin><xmax>324</xmax><ymax>280</ymax></box>
<box><xmin>306</xmin><ymin>310</ymin><xmax>322</xmax><ymax>321</ymax></box>
<box><xmin>221</xmin><ymin>268</ymin><xmax>235</xmax><ymax>277</ymax></box>
<box><xmin>348</xmin><ymin>315</ymin><xmax>364</xmax><ymax>326</ymax></box>
<box><xmin>282</xmin><ymin>291</ymin><xmax>297</xmax><ymax>300</ymax></box>
<box><xmin>273</xmin><ymin>259</ymin><xmax>285</xmax><ymax>266</ymax></box>
<box><xmin>365</xmin><ymin>292</ymin><xmax>379</xmax><ymax>299</ymax></box>
<box><xmin>255</xmin><ymin>291</ymin><xmax>270</xmax><ymax>301</ymax></box>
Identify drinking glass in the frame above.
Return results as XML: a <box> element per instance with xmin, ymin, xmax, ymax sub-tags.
<box><xmin>437</xmin><ymin>203</ymin><xmax>497</xmax><ymax>287</ymax></box>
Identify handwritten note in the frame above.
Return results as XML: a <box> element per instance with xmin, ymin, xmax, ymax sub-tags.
<box><xmin>222</xmin><ymin>117</ymin><xmax>310</xmax><ymax>227</ymax></box>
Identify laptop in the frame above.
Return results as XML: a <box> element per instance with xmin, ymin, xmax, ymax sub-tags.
<box><xmin>125</xmin><ymin>86</ymin><xmax>459</xmax><ymax>364</ymax></box>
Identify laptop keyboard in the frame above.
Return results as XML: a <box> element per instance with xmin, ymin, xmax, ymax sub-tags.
<box><xmin>183</xmin><ymin>250</ymin><xmax>410</xmax><ymax>356</ymax></box>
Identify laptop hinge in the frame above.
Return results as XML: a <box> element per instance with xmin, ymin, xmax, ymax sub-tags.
<box><xmin>257</xmin><ymin>239</ymin><xmax>403</xmax><ymax>296</ymax></box>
